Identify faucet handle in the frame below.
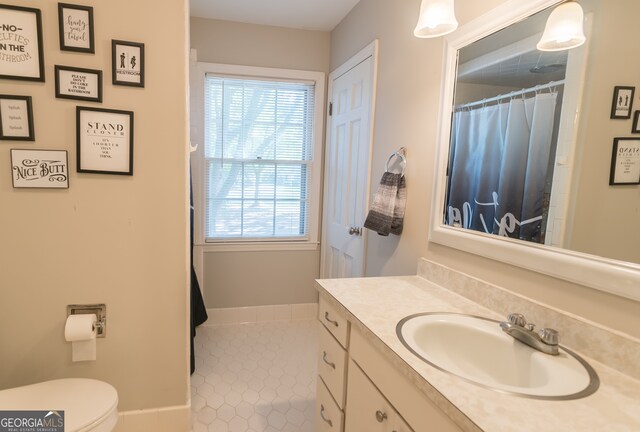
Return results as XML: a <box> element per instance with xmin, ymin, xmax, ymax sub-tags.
<box><xmin>539</xmin><ymin>328</ymin><xmax>559</xmax><ymax>346</ymax></box>
<box><xmin>507</xmin><ymin>313</ymin><xmax>527</xmax><ymax>327</ymax></box>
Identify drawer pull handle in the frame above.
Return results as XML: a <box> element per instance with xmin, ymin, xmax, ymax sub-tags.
<box><xmin>324</xmin><ymin>311</ymin><xmax>339</xmax><ymax>327</ymax></box>
<box><xmin>322</xmin><ymin>351</ymin><xmax>336</xmax><ymax>369</ymax></box>
<box><xmin>375</xmin><ymin>410</ymin><xmax>388</xmax><ymax>423</ymax></box>
<box><xmin>320</xmin><ymin>404</ymin><xmax>333</xmax><ymax>427</ymax></box>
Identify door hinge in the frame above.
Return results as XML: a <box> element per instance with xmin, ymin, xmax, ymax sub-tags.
<box><xmin>329</xmin><ymin>102</ymin><xmax>333</xmax><ymax>116</ymax></box>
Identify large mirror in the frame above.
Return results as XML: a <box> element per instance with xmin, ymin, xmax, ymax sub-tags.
<box><xmin>430</xmin><ymin>0</ymin><xmax>640</xmax><ymax>301</ymax></box>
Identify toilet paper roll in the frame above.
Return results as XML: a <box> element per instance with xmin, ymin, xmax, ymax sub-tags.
<box><xmin>65</xmin><ymin>314</ymin><xmax>97</xmax><ymax>362</ymax></box>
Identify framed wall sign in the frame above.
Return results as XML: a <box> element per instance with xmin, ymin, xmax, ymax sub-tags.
<box><xmin>11</xmin><ymin>149</ymin><xmax>69</xmax><ymax>188</ymax></box>
<box><xmin>0</xmin><ymin>95</ymin><xmax>34</xmax><ymax>140</ymax></box>
<box><xmin>632</xmin><ymin>111</ymin><xmax>640</xmax><ymax>134</ymax></box>
<box><xmin>77</xmin><ymin>106</ymin><xmax>134</xmax><ymax>175</ymax></box>
<box><xmin>55</xmin><ymin>65</ymin><xmax>102</xmax><ymax>102</ymax></box>
<box><xmin>58</xmin><ymin>3</ymin><xmax>94</xmax><ymax>53</ymax></box>
<box><xmin>610</xmin><ymin>86</ymin><xmax>635</xmax><ymax>119</ymax></box>
<box><xmin>609</xmin><ymin>138</ymin><xmax>640</xmax><ymax>185</ymax></box>
<box><xmin>112</xmin><ymin>40</ymin><xmax>144</xmax><ymax>87</ymax></box>
<box><xmin>0</xmin><ymin>5</ymin><xmax>45</xmax><ymax>81</ymax></box>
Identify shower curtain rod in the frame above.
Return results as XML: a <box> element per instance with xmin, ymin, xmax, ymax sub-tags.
<box><xmin>455</xmin><ymin>79</ymin><xmax>565</xmax><ymax>111</ymax></box>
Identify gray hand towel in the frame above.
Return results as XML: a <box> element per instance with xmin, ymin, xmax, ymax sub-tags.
<box><xmin>364</xmin><ymin>172</ymin><xmax>407</xmax><ymax>236</ymax></box>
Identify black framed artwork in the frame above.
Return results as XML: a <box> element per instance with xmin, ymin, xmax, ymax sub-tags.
<box><xmin>58</xmin><ymin>3</ymin><xmax>95</xmax><ymax>53</ymax></box>
<box><xmin>610</xmin><ymin>86</ymin><xmax>635</xmax><ymax>119</ymax></box>
<box><xmin>0</xmin><ymin>4</ymin><xmax>45</xmax><ymax>82</ymax></box>
<box><xmin>77</xmin><ymin>106</ymin><xmax>134</xmax><ymax>175</ymax></box>
<box><xmin>11</xmin><ymin>149</ymin><xmax>69</xmax><ymax>188</ymax></box>
<box><xmin>55</xmin><ymin>65</ymin><xmax>102</xmax><ymax>102</ymax></box>
<box><xmin>111</xmin><ymin>40</ymin><xmax>145</xmax><ymax>87</ymax></box>
<box><xmin>609</xmin><ymin>138</ymin><xmax>640</xmax><ymax>185</ymax></box>
<box><xmin>632</xmin><ymin>111</ymin><xmax>640</xmax><ymax>134</ymax></box>
<box><xmin>0</xmin><ymin>95</ymin><xmax>34</xmax><ymax>140</ymax></box>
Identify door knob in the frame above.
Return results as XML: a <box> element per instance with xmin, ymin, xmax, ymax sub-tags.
<box><xmin>348</xmin><ymin>226</ymin><xmax>361</xmax><ymax>236</ymax></box>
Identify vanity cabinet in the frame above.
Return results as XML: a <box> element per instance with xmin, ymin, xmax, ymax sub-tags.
<box><xmin>316</xmin><ymin>296</ymin><xmax>462</xmax><ymax>432</ymax></box>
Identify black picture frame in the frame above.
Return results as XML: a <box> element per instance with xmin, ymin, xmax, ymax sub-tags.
<box><xmin>57</xmin><ymin>3</ymin><xmax>95</xmax><ymax>53</ymax></box>
<box><xmin>632</xmin><ymin>111</ymin><xmax>640</xmax><ymax>134</ymax></box>
<box><xmin>111</xmin><ymin>40</ymin><xmax>145</xmax><ymax>87</ymax></box>
<box><xmin>0</xmin><ymin>5</ymin><xmax>45</xmax><ymax>82</ymax></box>
<box><xmin>609</xmin><ymin>138</ymin><xmax>640</xmax><ymax>185</ymax></box>
<box><xmin>10</xmin><ymin>149</ymin><xmax>69</xmax><ymax>189</ymax></box>
<box><xmin>76</xmin><ymin>106</ymin><xmax>134</xmax><ymax>175</ymax></box>
<box><xmin>55</xmin><ymin>65</ymin><xmax>103</xmax><ymax>102</ymax></box>
<box><xmin>0</xmin><ymin>95</ymin><xmax>35</xmax><ymax>141</ymax></box>
<box><xmin>610</xmin><ymin>86</ymin><xmax>635</xmax><ymax>119</ymax></box>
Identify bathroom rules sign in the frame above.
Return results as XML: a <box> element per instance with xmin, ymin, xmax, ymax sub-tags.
<box><xmin>76</xmin><ymin>107</ymin><xmax>134</xmax><ymax>175</ymax></box>
<box><xmin>0</xmin><ymin>5</ymin><xmax>45</xmax><ymax>81</ymax></box>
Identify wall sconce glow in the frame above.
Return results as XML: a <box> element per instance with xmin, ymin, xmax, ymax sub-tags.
<box><xmin>414</xmin><ymin>0</ymin><xmax>458</xmax><ymax>38</ymax></box>
<box><xmin>537</xmin><ymin>1</ymin><xmax>586</xmax><ymax>51</ymax></box>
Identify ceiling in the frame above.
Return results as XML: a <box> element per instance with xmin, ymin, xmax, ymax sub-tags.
<box><xmin>190</xmin><ymin>0</ymin><xmax>361</xmax><ymax>31</ymax></box>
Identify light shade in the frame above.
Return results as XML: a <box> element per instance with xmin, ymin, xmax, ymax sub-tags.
<box><xmin>537</xmin><ymin>1</ymin><xmax>586</xmax><ymax>51</ymax></box>
<box><xmin>414</xmin><ymin>0</ymin><xmax>458</xmax><ymax>38</ymax></box>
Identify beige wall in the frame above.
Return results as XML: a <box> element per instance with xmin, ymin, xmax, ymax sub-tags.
<box><xmin>331</xmin><ymin>0</ymin><xmax>640</xmax><ymax>338</ymax></box>
<box><xmin>567</xmin><ymin>0</ymin><xmax>640</xmax><ymax>264</ymax></box>
<box><xmin>190</xmin><ymin>18</ymin><xmax>330</xmax><ymax>308</ymax></box>
<box><xmin>0</xmin><ymin>0</ymin><xmax>190</xmax><ymax>411</ymax></box>
<box><xmin>203</xmin><ymin>250</ymin><xmax>321</xmax><ymax>307</ymax></box>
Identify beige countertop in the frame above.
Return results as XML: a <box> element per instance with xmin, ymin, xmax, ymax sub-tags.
<box><xmin>315</xmin><ymin>274</ymin><xmax>640</xmax><ymax>432</ymax></box>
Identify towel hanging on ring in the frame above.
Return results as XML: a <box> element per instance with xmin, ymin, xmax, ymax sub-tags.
<box><xmin>363</xmin><ymin>148</ymin><xmax>407</xmax><ymax>236</ymax></box>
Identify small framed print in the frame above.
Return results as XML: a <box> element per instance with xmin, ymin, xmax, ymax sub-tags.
<box><xmin>609</xmin><ymin>138</ymin><xmax>640</xmax><ymax>185</ymax></box>
<box><xmin>0</xmin><ymin>5</ymin><xmax>45</xmax><ymax>81</ymax></box>
<box><xmin>58</xmin><ymin>3</ymin><xmax>94</xmax><ymax>53</ymax></box>
<box><xmin>112</xmin><ymin>40</ymin><xmax>144</xmax><ymax>87</ymax></box>
<box><xmin>0</xmin><ymin>95</ymin><xmax>34</xmax><ymax>141</ymax></box>
<box><xmin>11</xmin><ymin>149</ymin><xmax>69</xmax><ymax>188</ymax></box>
<box><xmin>611</xmin><ymin>86</ymin><xmax>635</xmax><ymax>119</ymax></box>
<box><xmin>632</xmin><ymin>111</ymin><xmax>640</xmax><ymax>134</ymax></box>
<box><xmin>55</xmin><ymin>65</ymin><xmax>102</xmax><ymax>102</ymax></box>
<box><xmin>77</xmin><ymin>106</ymin><xmax>134</xmax><ymax>175</ymax></box>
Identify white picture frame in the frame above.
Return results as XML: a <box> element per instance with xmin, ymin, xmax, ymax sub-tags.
<box><xmin>11</xmin><ymin>149</ymin><xmax>69</xmax><ymax>188</ymax></box>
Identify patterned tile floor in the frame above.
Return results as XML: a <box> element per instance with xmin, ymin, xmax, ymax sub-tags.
<box><xmin>191</xmin><ymin>320</ymin><xmax>318</xmax><ymax>432</ymax></box>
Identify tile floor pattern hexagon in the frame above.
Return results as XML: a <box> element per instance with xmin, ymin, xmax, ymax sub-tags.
<box><xmin>191</xmin><ymin>320</ymin><xmax>318</xmax><ymax>432</ymax></box>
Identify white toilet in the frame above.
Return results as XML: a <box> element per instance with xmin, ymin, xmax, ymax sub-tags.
<box><xmin>0</xmin><ymin>378</ymin><xmax>118</xmax><ymax>432</ymax></box>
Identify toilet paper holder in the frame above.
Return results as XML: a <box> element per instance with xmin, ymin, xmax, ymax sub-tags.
<box><xmin>67</xmin><ymin>304</ymin><xmax>107</xmax><ymax>338</ymax></box>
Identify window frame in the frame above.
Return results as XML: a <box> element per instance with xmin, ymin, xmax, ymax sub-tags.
<box><xmin>191</xmin><ymin>62</ymin><xmax>325</xmax><ymax>252</ymax></box>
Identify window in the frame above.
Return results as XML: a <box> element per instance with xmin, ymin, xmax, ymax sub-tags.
<box><xmin>198</xmin><ymin>65</ymin><xmax>324</xmax><ymax>246</ymax></box>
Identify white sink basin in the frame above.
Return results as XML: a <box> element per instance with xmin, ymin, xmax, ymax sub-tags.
<box><xmin>397</xmin><ymin>313</ymin><xmax>599</xmax><ymax>400</ymax></box>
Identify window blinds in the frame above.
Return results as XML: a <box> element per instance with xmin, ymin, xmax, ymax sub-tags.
<box><xmin>203</xmin><ymin>75</ymin><xmax>315</xmax><ymax>240</ymax></box>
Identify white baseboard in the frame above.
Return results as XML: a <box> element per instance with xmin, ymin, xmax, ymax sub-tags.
<box><xmin>202</xmin><ymin>303</ymin><xmax>318</xmax><ymax>326</ymax></box>
<box><xmin>112</xmin><ymin>404</ymin><xmax>190</xmax><ymax>432</ymax></box>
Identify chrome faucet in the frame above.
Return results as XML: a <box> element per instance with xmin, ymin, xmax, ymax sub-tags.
<box><xmin>499</xmin><ymin>313</ymin><xmax>559</xmax><ymax>355</ymax></box>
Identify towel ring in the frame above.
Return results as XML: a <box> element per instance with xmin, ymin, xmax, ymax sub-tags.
<box><xmin>385</xmin><ymin>148</ymin><xmax>406</xmax><ymax>176</ymax></box>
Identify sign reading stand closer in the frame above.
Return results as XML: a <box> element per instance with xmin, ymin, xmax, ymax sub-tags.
<box><xmin>76</xmin><ymin>106</ymin><xmax>134</xmax><ymax>175</ymax></box>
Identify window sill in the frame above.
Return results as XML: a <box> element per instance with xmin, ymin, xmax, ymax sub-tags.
<box><xmin>195</xmin><ymin>241</ymin><xmax>320</xmax><ymax>253</ymax></box>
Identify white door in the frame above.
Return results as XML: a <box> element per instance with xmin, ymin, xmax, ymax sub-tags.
<box><xmin>321</xmin><ymin>41</ymin><xmax>377</xmax><ymax>279</ymax></box>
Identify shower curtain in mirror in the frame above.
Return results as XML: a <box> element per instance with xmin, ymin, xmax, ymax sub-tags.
<box><xmin>446</xmin><ymin>92</ymin><xmax>558</xmax><ymax>243</ymax></box>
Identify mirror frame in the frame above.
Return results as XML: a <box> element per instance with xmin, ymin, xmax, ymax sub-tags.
<box><xmin>430</xmin><ymin>0</ymin><xmax>640</xmax><ymax>302</ymax></box>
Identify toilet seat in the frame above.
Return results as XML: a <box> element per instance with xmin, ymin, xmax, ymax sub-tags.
<box><xmin>0</xmin><ymin>378</ymin><xmax>118</xmax><ymax>432</ymax></box>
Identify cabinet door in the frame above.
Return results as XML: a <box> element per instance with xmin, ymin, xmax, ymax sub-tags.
<box><xmin>345</xmin><ymin>359</ymin><xmax>413</xmax><ymax>432</ymax></box>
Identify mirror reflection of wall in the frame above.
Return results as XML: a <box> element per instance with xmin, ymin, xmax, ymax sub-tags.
<box><xmin>443</xmin><ymin>0</ymin><xmax>640</xmax><ymax>265</ymax></box>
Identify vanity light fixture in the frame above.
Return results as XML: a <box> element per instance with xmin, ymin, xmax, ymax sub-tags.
<box><xmin>537</xmin><ymin>1</ymin><xmax>586</xmax><ymax>51</ymax></box>
<box><xmin>414</xmin><ymin>0</ymin><xmax>458</xmax><ymax>38</ymax></box>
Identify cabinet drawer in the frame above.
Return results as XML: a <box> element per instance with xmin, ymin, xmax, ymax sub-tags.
<box><xmin>345</xmin><ymin>359</ymin><xmax>413</xmax><ymax>432</ymax></box>
<box><xmin>350</xmin><ymin>327</ymin><xmax>462</xmax><ymax>432</ymax></box>
<box><xmin>317</xmin><ymin>378</ymin><xmax>344</xmax><ymax>432</ymax></box>
<box><xmin>318</xmin><ymin>324</ymin><xmax>348</xmax><ymax>408</ymax></box>
<box><xmin>319</xmin><ymin>297</ymin><xmax>349</xmax><ymax>348</ymax></box>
